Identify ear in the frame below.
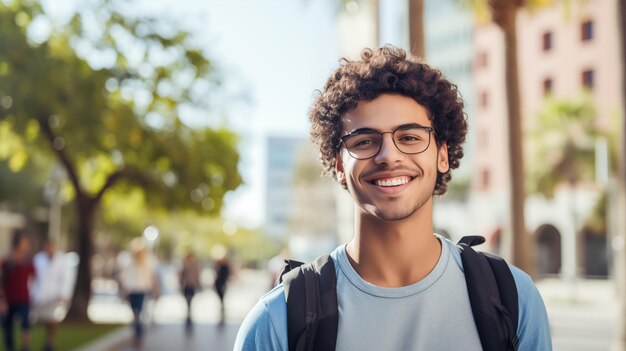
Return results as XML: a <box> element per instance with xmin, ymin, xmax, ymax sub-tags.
<box><xmin>437</xmin><ymin>142</ymin><xmax>449</xmax><ymax>173</ymax></box>
<box><xmin>335</xmin><ymin>151</ymin><xmax>346</xmax><ymax>185</ymax></box>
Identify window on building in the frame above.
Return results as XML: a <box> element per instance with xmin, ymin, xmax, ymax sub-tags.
<box><xmin>479</xmin><ymin>91</ymin><xmax>489</xmax><ymax>109</ymax></box>
<box><xmin>542</xmin><ymin>31</ymin><xmax>553</xmax><ymax>51</ymax></box>
<box><xmin>543</xmin><ymin>78</ymin><xmax>553</xmax><ymax>95</ymax></box>
<box><xmin>581</xmin><ymin>20</ymin><xmax>594</xmax><ymax>42</ymax></box>
<box><xmin>582</xmin><ymin>69</ymin><xmax>594</xmax><ymax>90</ymax></box>
<box><xmin>481</xmin><ymin>169</ymin><xmax>491</xmax><ymax>190</ymax></box>
<box><xmin>478</xmin><ymin>129</ymin><xmax>488</xmax><ymax>149</ymax></box>
<box><xmin>477</xmin><ymin>51</ymin><xmax>488</xmax><ymax>69</ymax></box>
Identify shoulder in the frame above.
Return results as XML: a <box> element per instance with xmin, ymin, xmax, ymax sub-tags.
<box><xmin>508</xmin><ymin>265</ymin><xmax>553</xmax><ymax>351</ymax></box>
<box><xmin>508</xmin><ymin>264</ymin><xmax>547</xmax><ymax>315</ymax></box>
<box><xmin>447</xmin><ymin>236</ymin><xmax>552</xmax><ymax>350</ymax></box>
<box><xmin>234</xmin><ymin>284</ymin><xmax>287</xmax><ymax>351</ymax></box>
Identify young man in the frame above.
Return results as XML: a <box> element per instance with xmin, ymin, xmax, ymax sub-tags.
<box><xmin>0</xmin><ymin>230</ymin><xmax>36</xmax><ymax>351</ymax></box>
<box><xmin>32</xmin><ymin>238</ymin><xmax>70</xmax><ymax>351</ymax></box>
<box><xmin>234</xmin><ymin>46</ymin><xmax>552</xmax><ymax>350</ymax></box>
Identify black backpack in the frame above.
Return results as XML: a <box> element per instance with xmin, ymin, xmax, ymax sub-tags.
<box><xmin>280</xmin><ymin>235</ymin><xmax>519</xmax><ymax>351</ymax></box>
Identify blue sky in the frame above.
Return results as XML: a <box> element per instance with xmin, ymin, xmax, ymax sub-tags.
<box><xmin>146</xmin><ymin>0</ymin><xmax>342</xmax><ymax>227</ymax></box>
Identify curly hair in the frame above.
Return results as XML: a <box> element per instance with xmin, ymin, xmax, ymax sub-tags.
<box><xmin>309</xmin><ymin>45</ymin><xmax>468</xmax><ymax>195</ymax></box>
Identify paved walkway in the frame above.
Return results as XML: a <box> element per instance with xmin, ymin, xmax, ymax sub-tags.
<box><xmin>77</xmin><ymin>269</ymin><xmax>270</xmax><ymax>351</ymax></box>
<box><xmin>78</xmin><ymin>271</ymin><xmax>624</xmax><ymax>351</ymax></box>
<box><xmin>117</xmin><ymin>323</ymin><xmax>240</xmax><ymax>351</ymax></box>
<box><xmin>538</xmin><ymin>278</ymin><xmax>622</xmax><ymax>351</ymax></box>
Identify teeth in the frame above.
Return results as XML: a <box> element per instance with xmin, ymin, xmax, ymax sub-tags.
<box><xmin>375</xmin><ymin>177</ymin><xmax>409</xmax><ymax>187</ymax></box>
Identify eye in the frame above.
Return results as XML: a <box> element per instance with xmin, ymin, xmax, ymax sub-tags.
<box><xmin>353</xmin><ymin>138</ymin><xmax>376</xmax><ymax>147</ymax></box>
<box><xmin>348</xmin><ymin>136</ymin><xmax>380</xmax><ymax>149</ymax></box>
<box><xmin>397</xmin><ymin>134</ymin><xmax>423</xmax><ymax>143</ymax></box>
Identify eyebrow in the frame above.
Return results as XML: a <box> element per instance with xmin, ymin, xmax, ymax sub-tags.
<box><xmin>344</xmin><ymin>123</ymin><xmax>430</xmax><ymax>136</ymax></box>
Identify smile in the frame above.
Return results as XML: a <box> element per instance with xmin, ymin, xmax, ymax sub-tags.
<box><xmin>371</xmin><ymin>176</ymin><xmax>413</xmax><ymax>187</ymax></box>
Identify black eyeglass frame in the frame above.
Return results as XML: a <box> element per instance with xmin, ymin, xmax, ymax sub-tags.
<box><xmin>337</xmin><ymin>124</ymin><xmax>436</xmax><ymax>160</ymax></box>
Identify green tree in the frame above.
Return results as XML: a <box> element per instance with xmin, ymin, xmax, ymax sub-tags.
<box><xmin>527</xmin><ymin>97</ymin><xmax>602</xmax><ymax>196</ymax></box>
<box><xmin>0</xmin><ymin>1</ymin><xmax>242</xmax><ymax>321</ymax></box>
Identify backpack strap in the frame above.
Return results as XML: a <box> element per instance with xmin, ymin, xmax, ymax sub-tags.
<box><xmin>458</xmin><ymin>236</ymin><xmax>519</xmax><ymax>351</ymax></box>
<box><xmin>281</xmin><ymin>255</ymin><xmax>338</xmax><ymax>351</ymax></box>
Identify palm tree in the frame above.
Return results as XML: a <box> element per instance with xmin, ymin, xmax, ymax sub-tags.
<box><xmin>339</xmin><ymin>0</ymin><xmax>422</xmax><ymax>57</ymax></box>
<box><xmin>616</xmin><ymin>0</ymin><xmax>626</xmax><ymax>341</ymax></box>
<box><xmin>409</xmin><ymin>0</ymin><xmax>425</xmax><ymax>58</ymax></box>
<box><xmin>527</xmin><ymin>97</ymin><xmax>599</xmax><ymax>197</ymax></box>
<box><xmin>458</xmin><ymin>0</ymin><xmax>556</xmax><ymax>276</ymax></box>
<box><xmin>528</xmin><ymin>97</ymin><xmax>600</xmax><ymax>278</ymax></box>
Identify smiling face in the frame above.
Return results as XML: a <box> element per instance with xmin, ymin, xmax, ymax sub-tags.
<box><xmin>336</xmin><ymin>94</ymin><xmax>449</xmax><ymax>221</ymax></box>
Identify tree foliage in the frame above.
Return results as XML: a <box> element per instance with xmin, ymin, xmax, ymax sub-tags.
<box><xmin>0</xmin><ymin>1</ymin><xmax>241</xmax><ymax>211</ymax></box>
<box><xmin>527</xmin><ymin>97</ymin><xmax>613</xmax><ymax>197</ymax></box>
<box><xmin>0</xmin><ymin>0</ymin><xmax>242</xmax><ymax>320</ymax></box>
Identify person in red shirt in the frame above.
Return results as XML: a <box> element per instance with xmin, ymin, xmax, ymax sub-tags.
<box><xmin>1</xmin><ymin>229</ymin><xmax>36</xmax><ymax>351</ymax></box>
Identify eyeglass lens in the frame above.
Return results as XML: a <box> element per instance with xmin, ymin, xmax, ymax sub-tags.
<box><xmin>344</xmin><ymin>127</ymin><xmax>431</xmax><ymax>159</ymax></box>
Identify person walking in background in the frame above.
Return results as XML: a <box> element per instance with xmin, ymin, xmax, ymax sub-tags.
<box><xmin>213</xmin><ymin>254</ymin><xmax>230</xmax><ymax>325</ymax></box>
<box><xmin>119</xmin><ymin>241</ymin><xmax>159</xmax><ymax>349</ymax></box>
<box><xmin>32</xmin><ymin>237</ymin><xmax>70</xmax><ymax>351</ymax></box>
<box><xmin>0</xmin><ymin>229</ymin><xmax>36</xmax><ymax>351</ymax></box>
<box><xmin>179</xmin><ymin>251</ymin><xmax>201</xmax><ymax>333</ymax></box>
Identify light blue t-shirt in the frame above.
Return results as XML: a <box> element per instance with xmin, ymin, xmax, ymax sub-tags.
<box><xmin>234</xmin><ymin>236</ymin><xmax>552</xmax><ymax>350</ymax></box>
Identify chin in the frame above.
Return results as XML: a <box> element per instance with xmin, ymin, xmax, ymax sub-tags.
<box><xmin>367</xmin><ymin>206</ymin><xmax>418</xmax><ymax>222</ymax></box>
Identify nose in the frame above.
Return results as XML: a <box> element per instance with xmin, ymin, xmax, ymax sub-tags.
<box><xmin>373</xmin><ymin>133</ymin><xmax>404</xmax><ymax>165</ymax></box>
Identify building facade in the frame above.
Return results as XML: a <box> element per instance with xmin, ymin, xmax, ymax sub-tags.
<box><xmin>265</xmin><ymin>136</ymin><xmax>339</xmax><ymax>260</ymax></box>
<box><xmin>471</xmin><ymin>0</ymin><xmax>620</xmax><ymax>277</ymax></box>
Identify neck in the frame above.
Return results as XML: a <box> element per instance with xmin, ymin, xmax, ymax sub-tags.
<box><xmin>346</xmin><ymin>198</ymin><xmax>442</xmax><ymax>287</ymax></box>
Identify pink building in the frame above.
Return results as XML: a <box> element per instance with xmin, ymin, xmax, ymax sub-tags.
<box><xmin>472</xmin><ymin>0</ymin><xmax>620</xmax><ymax>277</ymax></box>
<box><xmin>517</xmin><ymin>0</ymin><xmax>621</xmax><ymax>133</ymax></box>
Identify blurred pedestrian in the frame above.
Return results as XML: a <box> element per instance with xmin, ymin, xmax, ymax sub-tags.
<box><xmin>0</xmin><ymin>229</ymin><xmax>35</xmax><ymax>351</ymax></box>
<box><xmin>179</xmin><ymin>251</ymin><xmax>201</xmax><ymax>333</ymax></box>
<box><xmin>32</xmin><ymin>237</ymin><xmax>70</xmax><ymax>351</ymax></box>
<box><xmin>213</xmin><ymin>254</ymin><xmax>230</xmax><ymax>325</ymax></box>
<box><xmin>267</xmin><ymin>249</ymin><xmax>289</xmax><ymax>290</ymax></box>
<box><xmin>119</xmin><ymin>241</ymin><xmax>159</xmax><ymax>349</ymax></box>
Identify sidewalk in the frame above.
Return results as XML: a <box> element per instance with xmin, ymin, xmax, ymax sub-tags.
<box><xmin>116</xmin><ymin>323</ymin><xmax>239</xmax><ymax>351</ymax></box>
<box><xmin>537</xmin><ymin>277</ymin><xmax>622</xmax><ymax>351</ymax></box>
<box><xmin>74</xmin><ymin>323</ymin><xmax>239</xmax><ymax>351</ymax></box>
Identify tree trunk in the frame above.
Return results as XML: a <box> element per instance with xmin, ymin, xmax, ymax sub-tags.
<box><xmin>372</xmin><ymin>0</ymin><xmax>380</xmax><ymax>47</ymax></box>
<box><xmin>65</xmin><ymin>194</ymin><xmax>96</xmax><ymax>323</ymax></box>
<box><xmin>408</xmin><ymin>0</ymin><xmax>425</xmax><ymax>58</ymax></box>
<box><xmin>617</xmin><ymin>0</ymin><xmax>626</xmax><ymax>342</ymax></box>
<box><xmin>497</xmin><ymin>3</ymin><xmax>535</xmax><ymax>277</ymax></box>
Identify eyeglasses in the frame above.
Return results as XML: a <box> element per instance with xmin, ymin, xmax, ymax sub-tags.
<box><xmin>338</xmin><ymin>124</ymin><xmax>435</xmax><ymax>160</ymax></box>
